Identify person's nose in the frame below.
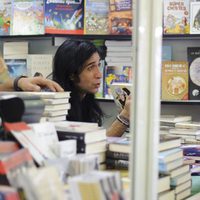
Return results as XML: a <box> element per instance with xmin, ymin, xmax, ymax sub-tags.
<box><xmin>95</xmin><ymin>66</ymin><xmax>102</xmax><ymax>79</ymax></box>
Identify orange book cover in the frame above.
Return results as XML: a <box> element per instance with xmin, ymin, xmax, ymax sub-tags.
<box><xmin>162</xmin><ymin>61</ymin><xmax>189</xmax><ymax>100</ymax></box>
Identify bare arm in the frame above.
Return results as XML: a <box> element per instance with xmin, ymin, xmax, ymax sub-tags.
<box><xmin>106</xmin><ymin>95</ymin><xmax>131</xmax><ymax>137</ymax></box>
<box><xmin>0</xmin><ymin>77</ymin><xmax>64</xmax><ymax>92</ymax></box>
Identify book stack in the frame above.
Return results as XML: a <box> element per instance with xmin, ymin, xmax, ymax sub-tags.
<box><xmin>3</xmin><ymin>41</ymin><xmax>28</xmax><ymax>78</ymax></box>
<box><xmin>158</xmin><ymin>135</ymin><xmax>192</xmax><ymax>200</ymax></box>
<box><xmin>0</xmin><ymin>91</ymin><xmax>71</xmax><ymax>122</ymax></box>
<box><xmin>169</xmin><ymin>121</ymin><xmax>200</xmax><ymax>144</ymax></box>
<box><xmin>106</xmin><ymin>137</ymin><xmax>130</xmax><ymax>170</ymax></box>
<box><xmin>160</xmin><ymin>115</ymin><xmax>192</xmax><ymax>129</ymax></box>
<box><xmin>181</xmin><ymin>144</ymin><xmax>200</xmax><ymax>176</ymax></box>
<box><xmin>55</xmin><ymin>121</ymin><xmax>107</xmax><ymax>166</ymax></box>
<box><xmin>68</xmin><ymin>170</ymin><xmax>124</xmax><ymax>200</ymax></box>
<box><xmin>104</xmin><ymin>40</ymin><xmax>132</xmax><ymax>99</ymax></box>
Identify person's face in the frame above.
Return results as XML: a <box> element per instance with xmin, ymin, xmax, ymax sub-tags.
<box><xmin>77</xmin><ymin>52</ymin><xmax>102</xmax><ymax>94</ymax></box>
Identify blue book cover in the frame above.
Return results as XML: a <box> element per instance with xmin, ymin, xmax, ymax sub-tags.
<box><xmin>162</xmin><ymin>46</ymin><xmax>172</xmax><ymax>61</ymax></box>
<box><xmin>5</xmin><ymin>59</ymin><xmax>27</xmax><ymax>78</ymax></box>
<box><xmin>45</xmin><ymin>0</ymin><xmax>84</xmax><ymax>34</ymax></box>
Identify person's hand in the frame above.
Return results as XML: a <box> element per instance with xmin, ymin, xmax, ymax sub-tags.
<box><xmin>120</xmin><ymin>95</ymin><xmax>131</xmax><ymax>119</ymax></box>
<box><xmin>18</xmin><ymin>77</ymin><xmax>64</xmax><ymax>92</ymax></box>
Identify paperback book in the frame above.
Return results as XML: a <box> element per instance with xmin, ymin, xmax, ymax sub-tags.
<box><xmin>190</xmin><ymin>2</ymin><xmax>200</xmax><ymax>34</ymax></box>
<box><xmin>45</xmin><ymin>0</ymin><xmax>84</xmax><ymax>34</ymax></box>
<box><xmin>0</xmin><ymin>0</ymin><xmax>11</xmax><ymax>35</ymax></box>
<box><xmin>11</xmin><ymin>0</ymin><xmax>45</xmax><ymax>35</ymax></box>
<box><xmin>84</xmin><ymin>0</ymin><xmax>109</xmax><ymax>35</ymax></box>
<box><xmin>108</xmin><ymin>0</ymin><xmax>132</xmax><ymax>35</ymax></box>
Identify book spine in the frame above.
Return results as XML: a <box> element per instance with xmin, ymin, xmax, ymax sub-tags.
<box><xmin>106</xmin><ymin>150</ymin><xmax>129</xmax><ymax>160</ymax></box>
<box><xmin>106</xmin><ymin>158</ymin><xmax>129</xmax><ymax>170</ymax></box>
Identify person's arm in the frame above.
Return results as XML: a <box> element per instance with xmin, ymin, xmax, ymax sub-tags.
<box><xmin>0</xmin><ymin>76</ymin><xmax>64</xmax><ymax>92</ymax></box>
<box><xmin>106</xmin><ymin>95</ymin><xmax>131</xmax><ymax>137</ymax></box>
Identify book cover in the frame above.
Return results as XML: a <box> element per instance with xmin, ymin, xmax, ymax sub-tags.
<box><xmin>27</xmin><ymin>54</ymin><xmax>53</xmax><ymax>78</ymax></box>
<box><xmin>110</xmin><ymin>82</ymin><xmax>131</xmax><ymax>110</ymax></box>
<box><xmin>45</xmin><ymin>0</ymin><xmax>84</xmax><ymax>34</ymax></box>
<box><xmin>84</xmin><ymin>0</ymin><xmax>109</xmax><ymax>35</ymax></box>
<box><xmin>4</xmin><ymin>58</ymin><xmax>27</xmax><ymax>78</ymax></box>
<box><xmin>11</xmin><ymin>0</ymin><xmax>44</xmax><ymax>35</ymax></box>
<box><xmin>161</xmin><ymin>61</ymin><xmax>189</xmax><ymax>100</ymax></box>
<box><xmin>181</xmin><ymin>144</ymin><xmax>200</xmax><ymax>156</ymax></box>
<box><xmin>104</xmin><ymin>65</ymin><xmax>132</xmax><ymax>99</ymax></box>
<box><xmin>0</xmin><ymin>0</ymin><xmax>11</xmax><ymax>35</ymax></box>
<box><xmin>187</xmin><ymin>47</ymin><xmax>200</xmax><ymax>99</ymax></box>
<box><xmin>190</xmin><ymin>2</ymin><xmax>200</xmax><ymax>34</ymax></box>
<box><xmin>108</xmin><ymin>0</ymin><xmax>132</xmax><ymax>35</ymax></box>
<box><xmin>163</xmin><ymin>0</ymin><xmax>190</xmax><ymax>34</ymax></box>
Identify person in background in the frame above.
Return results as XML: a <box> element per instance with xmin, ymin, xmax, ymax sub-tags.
<box><xmin>53</xmin><ymin>39</ymin><xmax>130</xmax><ymax>137</ymax></box>
<box><xmin>0</xmin><ymin>55</ymin><xmax>63</xmax><ymax>92</ymax></box>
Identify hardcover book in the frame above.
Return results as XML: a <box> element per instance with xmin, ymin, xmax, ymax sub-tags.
<box><xmin>161</xmin><ymin>61</ymin><xmax>189</xmax><ymax>100</ymax></box>
<box><xmin>45</xmin><ymin>0</ymin><xmax>84</xmax><ymax>34</ymax></box>
<box><xmin>84</xmin><ymin>0</ymin><xmax>109</xmax><ymax>35</ymax></box>
<box><xmin>11</xmin><ymin>0</ymin><xmax>45</xmax><ymax>35</ymax></box>
<box><xmin>187</xmin><ymin>47</ymin><xmax>200</xmax><ymax>99</ymax></box>
<box><xmin>163</xmin><ymin>0</ymin><xmax>190</xmax><ymax>34</ymax></box>
<box><xmin>108</xmin><ymin>0</ymin><xmax>132</xmax><ymax>35</ymax></box>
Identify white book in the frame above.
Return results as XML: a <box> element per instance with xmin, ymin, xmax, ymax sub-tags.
<box><xmin>43</xmin><ymin>98</ymin><xmax>69</xmax><ymax>105</ymax></box>
<box><xmin>186</xmin><ymin>192</ymin><xmax>200</xmax><ymax>200</ymax></box>
<box><xmin>43</xmin><ymin>109</ymin><xmax>68</xmax><ymax>117</ymax></box>
<box><xmin>160</xmin><ymin>115</ymin><xmax>192</xmax><ymax>123</ymax></box>
<box><xmin>0</xmin><ymin>91</ymin><xmax>71</xmax><ymax>99</ymax></box>
<box><xmin>106</xmin><ymin>46</ymin><xmax>132</xmax><ymax>52</ymax></box>
<box><xmin>175</xmin><ymin>121</ymin><xmax>200</xmax><ymax>129</ymax></box>
<box><xmin>175</xmin><ymin>180</ymin><xmax>191</xmax><ymax>194</ymax></box>
<box><xmin>105</xmin><ymin>40</ymin><xmax>132</xmax><ymax>47</ymax></box>
<box><xmin>3</xmin><ymin>41</ymin><xmax>28</xmax><ymax>56</ymax></box>
<box><xmin>105</xmin><ymin>56</ymin><xmax>132</xmax><ymax>62</ymax></box>
<box><xmin>54</xmin><ymin>121</ymin><xmax>99</xmax><ymax>132</ymax></box>
<box><xmin>158</xmin><ymin>190</ymin><xmax>175</xmax><ymax>200</ymax></box>
<box><xmin>170</xmin><ymin>171</ymin><xmax>191</xmax><ymax>186</ymax></box>
<box><xmin>158</xmin><ymin>175</ymin><xmax>170</xmax><ymax>193</ymax></box>
<box><xmin>27</xmin><ymin>54</ymin><xmax>53</xmax><ymax>78</ymax></box>
<box><xmin>176</xmin><ymin>187</ymin><xmax>191</xmax><ymax>200</ymax></box>
<box><xmin>170</xmin><ymin>164</ymin><xmax>190</xmax><ymax>178</ymax></box>
<box><xmin>190</xmin><ymin>2</ymin><xmax>200</xmax><ymax>34</ymax></box>
<box><xmin>40</xmin><ymin>115</ymin><xmax>66</xmax><ymax>122</ymax></box>
<box><xmin>45</xmin><ymin>103</ymin><xmax>71</xmax><ymax>111</ymax></box>
<box><xmin>107</xmin><ymin>51</ymin><xmax>132</xmax><ymax>57</ymax></box>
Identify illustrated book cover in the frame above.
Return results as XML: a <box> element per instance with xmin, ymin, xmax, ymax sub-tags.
<box><xmin>161</xmin><ymin>61</ymin><xmax>189</xmax><ymax>100</ymax></box>
<box><xmin>108</xmin><ymin>0</ymin><xmax>132</xmax><ymax>35</ymax></box>
<box><xmin>190</xmin><ymin>1</ymin><xmax>200</xmax><ymax>34</ymax></box>
<box><xmin>187</xmin><ymin>47</ymin><xmax>200</xmax><ymax>99</ymax></box>
<box><xmin>84</xmin><ymin>0</ymin><xmax>109</xmax><ymax>35</ymax></box>
<box><xmin>110</xmin><ymin>82</ymin><xmax>131</xmax><ymax>110</ymax></box>
<box><xmin>163</xmin><ymin>0</ymin><xmax>190</xmax><ymax>34</ymax></box>
<box><xmin>45</xmin><ymin>0</ymin><xmax>84</xmax><ymax>34</ymax></box>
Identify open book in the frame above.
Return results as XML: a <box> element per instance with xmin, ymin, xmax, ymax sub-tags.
<box><xmin>110</xmin><ymin>82</ymin><xmax>131</xmax><ymax>110</ymax></box>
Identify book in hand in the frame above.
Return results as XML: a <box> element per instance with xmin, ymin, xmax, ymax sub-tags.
<box><xmin>110</xmin><ymin>82</ymin><xmax>131</xmax><ymax>110</ymax></box>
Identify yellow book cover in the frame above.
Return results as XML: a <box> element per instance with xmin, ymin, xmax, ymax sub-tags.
<box><xmin>162</xmin><ymin>61</ymin><xmax>188</xmax><ymax>100</ymax></box>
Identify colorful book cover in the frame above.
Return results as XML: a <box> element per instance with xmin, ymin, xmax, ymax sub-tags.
<box><xmin>11</xmin><ymin>0</ymin><xmax>44</xmax><ymax>35</ymax></box>
<box><xmin>104</xmin><ymin>65</ymin><xmax>132</xmax><ymax>99</ymax></box>
<box><xmin>84</xmin><ymin>0</ymin><xmax>109</xmax><ymax>35</ymax></box>
<box><xmin>5</xmin><ymin>58</ymin><xmax>27</xmax><ymax>78</ymax></box>
<box><xmin>187</xmin><ymin>47</ymin><xmax>200</xmax><ymax>99</ymax></box>
<box><xmin>0</xmin><ymin>0</ymin><xmax>11</xmax><ymax>35</ymax></box>
<box><xmin>45</xmin><ymin>0</ymin><xmax>84</xmax><ymax>34</ymax></box>
<box><xmin>161</xmin><ymin>61</ymin><xmax>189</xmax><ymax>100</ymax></box>
<box><xmin>190</xmin><ymin>2</ymin><xmax>200</xmax><ymax>34</ymax></box>
<box><xmin>108</xmin><ymin>0</ymin><xmax>132</xmax><ymax>35</ymax></box>
<box><xmin>163</xmin><ymin>0</ymin><xmax>190</xmax><ymax>34</ymax></box>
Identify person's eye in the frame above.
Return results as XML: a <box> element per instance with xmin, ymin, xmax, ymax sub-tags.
<box><xmin>87</xmin><ymin>65</ymin><xmax>93</xmax><ymax>71</ymax></box>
